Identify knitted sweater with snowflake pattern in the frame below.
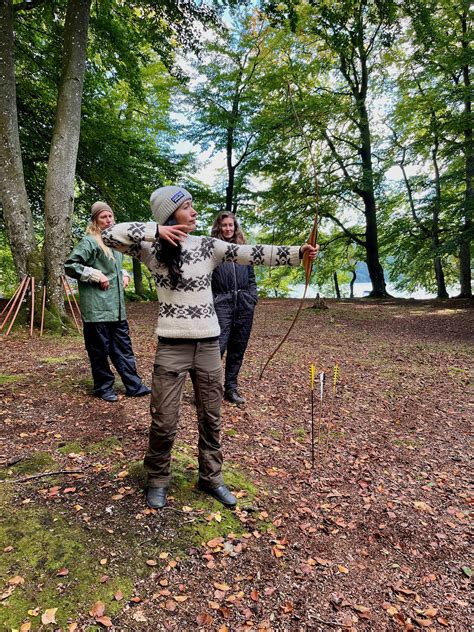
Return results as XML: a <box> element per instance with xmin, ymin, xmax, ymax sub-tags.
<box><xmin>102</xmin><ymin>221</ymin><xmax>301</xmax><ymax>339</ymax></box>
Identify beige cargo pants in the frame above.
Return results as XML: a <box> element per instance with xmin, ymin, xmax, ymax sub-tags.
<box><xmin>144</xmin><ymin>339</ymin><xmax>224</xmax><ymax>489</ymax></box>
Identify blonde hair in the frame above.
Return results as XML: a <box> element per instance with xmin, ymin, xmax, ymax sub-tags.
<box><xmin>86</xmin><ymin>218</ymin><xmax>114</xmax><ymax>259</ymax></box>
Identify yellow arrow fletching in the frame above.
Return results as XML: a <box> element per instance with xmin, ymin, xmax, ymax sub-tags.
<box><xmin>310</xmin><ymin>364</ymin><xmax>315</xmax><ymax>389</ymax></box>
<box><xmin>333</xmin><ymin>363</ymin><xmax>340</xmax><ymax>386</ymax></box>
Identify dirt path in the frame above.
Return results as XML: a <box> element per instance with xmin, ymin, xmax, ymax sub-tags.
<box><xmin>0</xmin><ymin>299</ymin><xmax>472</xmax><ymax>631</ymax></box>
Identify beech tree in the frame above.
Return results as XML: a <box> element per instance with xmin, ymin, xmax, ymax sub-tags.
<box><xmin>183</xmin><ymin>13</ymin><xmax>268</xmax><ymax>215</ymax></box>
<box><xmin>0</xmin><ymin>0</ymin><xmax>233</xmax><ymax>323</ymax></box>
<box><xmin>0</xmin><ymin>0</ymin><xmax>37</xmax><ymax>278</ymax></box>
<box><xmin>43</xmin><ymin>0</ymin><xmax>92</xmax><ymax>312</ymax></box>
<box><xmin>403</xmin><ymin>0</ymin><xmax>472</xmax><ymax>297</ymax></box>
<box><xmin>0</xmin><ymin>0</ymin><xmax>92</xmax><ymax>319</ymax></box>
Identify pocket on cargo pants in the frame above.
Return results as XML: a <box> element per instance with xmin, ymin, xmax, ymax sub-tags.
<box><xmin>194</xmin><ymin>367</ymin><xmax>224</xmax><ymax>487</ymax></box>
<box><xmin>144</xmin><ymin>364</ymin><xmax>187</xmax><ymax>486</ymax></box>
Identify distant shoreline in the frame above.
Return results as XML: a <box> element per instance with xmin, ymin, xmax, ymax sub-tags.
<box><xmin>287</xmin><ymin>282</ymin><xmax>461</xmax><ymax>300</ymax></box>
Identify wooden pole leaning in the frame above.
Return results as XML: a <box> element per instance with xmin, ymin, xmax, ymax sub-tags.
<box><xmin>60</xmin><ymin>275</ymin><xmax>81</xmax><ymax>333</ymax></box>
<box><xmin>4</xmin><ymin>276</ymin><xmax>31</xmax><ymax>337</ymax></box>
<box><xmin>0</xmin><ymin>278</ymin><xmax>25</xmax><ymax>320</ymax></box>
<box><xmin>0</xmin><ymin>276</ymin><xmax>29</xmax><ymax>332</ymax></box>
<box><xmin>29</xmin><ymin>277</ymin><xmax>35</xmax><ymax>337</ymax></box>
<box><xmin>62</xmin><ymin>275</ymin><xmax>81</xmax><ymax>330</ymax></box>
<box><xmin>40</xmin><ymin>284</ymin><xmax>47</xmax><ymax>337</ymax></box>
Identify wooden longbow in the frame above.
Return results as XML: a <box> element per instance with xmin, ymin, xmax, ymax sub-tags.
<box><xmin>259</xmin><ymin>83</ymin><xmax>320</xmax><ymax>380</ymax></box>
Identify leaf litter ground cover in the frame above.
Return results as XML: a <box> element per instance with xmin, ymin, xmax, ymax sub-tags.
<box><xmin>0</xmin><ymin>298</ymin><xmax>472</xmax><ymax>631</ymax></box>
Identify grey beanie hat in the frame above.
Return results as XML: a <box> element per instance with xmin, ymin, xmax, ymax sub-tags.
<box><xmin>150</xmin><ymin>186</ymin><xmax>192</xmax><ymax>225</ymax></box>
<box><xmin>91</xmin><ymin>201</ymin><xmax>113</xmax><ymax>220</ymax></box>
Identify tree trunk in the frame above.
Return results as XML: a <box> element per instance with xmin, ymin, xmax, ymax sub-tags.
<box><xmin>349</xmin><ymin>270</ymin><xmax>356</xmax><ymax>298</ymax></box>
<box><xmin>333</xmin><ymin>271</ymin><xmax>340</xmax><ymax>298</ymax></box>
<box><xmin>358</xmin><ymin>102</ymin><xmax>388</xmax><ymax>298</ymax></box>
<box><xmin>0</xmin><ymin>0</ymin><xmax>36</xmax><ymax>278</ymax></box>
<box><xmin>225</xmin><ymin>69</ymin><xmax>244</xmax><ymax>215</ymax></box>
<box><xmin>43</xmin><ymin>0</ymin><xmax>91</xmax><ymax>315</ymax></box>
<box><xmin>132</xmin><ymin>258</ymin><xmax>144</xmax><ymax>297</ymax></box>
<box><xmin>433</xmin><ymin>256</ymin><xmax>448</xmax><ymax>298</ymax></box>
<box><xmin>225</xmin><ymin>161</ymin><xmax>235</xmax><ymax>215</ymax></box>
<box><xmin>459</xmin><ymin>7</ymin><xmax>472</xmax><ymax>297</ymax></box>
<box><xmin>431</xmin><ymin>124</ymin><xmax>449</xmax><ymax>299</ymax></box>
<box><xmin>364</xmin><ymin>196</ymin><xmax>387</xmax><ymax>298</ymax></box>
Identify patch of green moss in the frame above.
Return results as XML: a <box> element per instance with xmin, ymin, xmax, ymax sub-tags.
<box><xmin>268</xmin><ymin>428</ymin><xmax>282</xmax><ymax>440</ymax></box>
<box><xmin>41</xmin><ymin>305</ymin><xmax>67</xmax><ymax>335</ymax></box>
<box><xmin>87</xmin><ymin>437</ymin><xmax>121</xmax><ymax>455</ymax></box>
<box><xmin>0</xmin><ymin>452</ymin><xmax>57</xmax><ymax>480</ymax></box>
<box><xmin>57</xmin><ymin>441</ymin><xmax>84</xmax><ymax>456</ymax></box>
<box><xmin>222</xmin><ymin>464</ymin><xmax>257</xmax><ymax>499</ymax></box>
<box><xmin>57</xmin><ymin>437</ymin><xmax>121</xmax><ymax>457</ymax></box>
<box><xmin>39</xmin><ymin>356</ymin><xmax>81</xmax><ymax>364</ymax></box>
<box><xmin>53</xmin><ymin>372</ymin><xmax>94</xmax><ymax>393</ymax></box>
<box><xmin>123</xmin><ymin>448</ymin><xmax>259</xmax><ymax>550</ymax></box>
<box><xmin>126</xmin><ymin>460</ymin><xmax>147</xmax><ymax>488</ymax></box>
<box><xmin>0</xmin><ymin>487</ymin><xmax>132</xmax><ymax>630</ymax></box>
<box><xmin>225</xmin><ymin>428</ymin><xmax>238</xmax><ymax>437</ymax></box>
<box><xmin>0</xmin><ymin>374</ymin><xmax>23</xmax><ymax>385</ymax></box>
<box><xmin>293</xmin><ymin>427</ymin><xmax>306</xmax><ymax>442</ymax></box>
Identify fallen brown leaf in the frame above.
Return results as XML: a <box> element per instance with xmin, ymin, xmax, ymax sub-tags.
<box><xmin>89</xmin><ymin>601</ymin><xmax>105</xmax><ymax>618</ymax></box>
<box><xmin>96</xmin><ymin>615</ymin><xmax>113</xmax><ymax>627</ymax></box>
<box><xmin>41</xmin><ymin>608</ymin><xmax>58</xmax><ymax>625</ymax></box>
<box><xmin>207</xmin><ymin>537</ymin><xmax>224</xmax><ymax>548</ymax></box>
<box><xmin>414</xmin><ymin>618</ymin><xmax>433</xmax><ymax>627</ymax></box>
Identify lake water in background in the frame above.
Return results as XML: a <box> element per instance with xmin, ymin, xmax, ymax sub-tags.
<box><xmin>288</xmin><ymin>282</ymin><xmax>460</xmax><ymax>299</ymax></box>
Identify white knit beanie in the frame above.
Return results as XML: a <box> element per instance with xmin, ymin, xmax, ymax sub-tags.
<box><xmin>150</xmin><ymin>186</ymin><xmax>192</xmax><ymax>225</ymax></box>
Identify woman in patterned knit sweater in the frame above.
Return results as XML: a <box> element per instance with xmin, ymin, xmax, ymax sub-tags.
<box><xmin>102</xmin><ymin>186</ymin><xmax>319</xmax><ymax>510</ymax></box>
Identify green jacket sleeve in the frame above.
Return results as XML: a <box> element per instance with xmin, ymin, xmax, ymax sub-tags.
<box><xmin>64</xmin><ymin>236</ymin><xmax>103</xmax><ymax>284</ymax></box>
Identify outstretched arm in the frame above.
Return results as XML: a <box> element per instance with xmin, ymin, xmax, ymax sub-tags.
<box><xmin>102</xmin><ymin>222</ymin><xmax>188</xmax><ymax>262</ymax></box>
<box><xmin>211</xmin><ymin>238</ymin><xmax>319</xmax><ymax>268</ymax></box>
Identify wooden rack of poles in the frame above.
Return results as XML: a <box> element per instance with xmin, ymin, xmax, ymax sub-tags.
<box><xmin>0</xmin><ymin>274</ymin><xmax>81</xmax><ymax>337</ymax></box>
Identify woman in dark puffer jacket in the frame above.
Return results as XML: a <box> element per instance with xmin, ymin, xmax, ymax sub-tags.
<box><xmin>211</xmin><ymin>212</ymin><xmax>257</xmax><ymax>404</ymax></box>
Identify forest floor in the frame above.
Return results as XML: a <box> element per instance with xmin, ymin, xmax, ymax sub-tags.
<box><xmin>0</xmin><ymin>298</ymin><xmax>472</xmax><ymax>632</ymax></box>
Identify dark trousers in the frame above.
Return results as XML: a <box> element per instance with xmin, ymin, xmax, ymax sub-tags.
<box><xmin>145</xmin><ymin>339</ymin><xmax>223</xmax><ymax>489</ymax></box>
<box><xmin>216</xmin><ymin>303</ymin><xmax>255</xmax><ymax>392</ymax></box>
<box><xmin>83</xmin><ymin>320</ymin><xmax>143</xmax><ymax>396</ymax></box>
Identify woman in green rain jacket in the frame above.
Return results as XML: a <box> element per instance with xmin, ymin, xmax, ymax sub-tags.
<box><xmin>64</xmin><ymin>201</ymin><xmax>150</xmax><ymax>402</ymax></box>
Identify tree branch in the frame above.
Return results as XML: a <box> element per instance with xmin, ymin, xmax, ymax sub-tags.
<box><xmin>325</xmin><ymin>211</ymin><xmax>366</xmax><ymax>246</ymax></box>
<box><xmin>2</xmin><ymin>469</ymin><xmax>84</xmax><ymax>483</ymax></box>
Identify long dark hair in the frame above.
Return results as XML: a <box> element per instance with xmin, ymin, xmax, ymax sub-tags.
<box><xmin>211</xmin><ymin>211</ymin><xmax>246</xmax><ymax>244</ymax></box>
<box><xmin>160</xmin><ymin>216</ymin><xmax>183</xmax><ymax>289</ymax></box>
